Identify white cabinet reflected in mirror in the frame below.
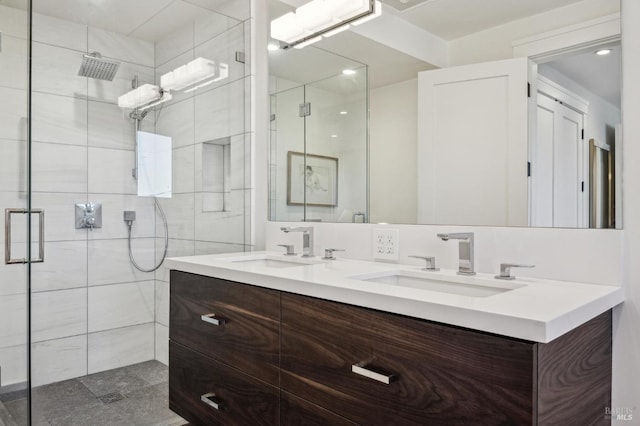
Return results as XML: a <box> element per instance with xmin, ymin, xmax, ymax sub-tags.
<box><xmin>267</xmin><ymin>0</ymin><xmax>622</xmax><ymax>229</ymax></box>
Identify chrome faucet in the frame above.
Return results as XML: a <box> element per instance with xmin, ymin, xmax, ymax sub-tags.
<box><xmin>437</xmin><ymin>232</ymin><xmax>475</xmax><ymax>275</ymax></box>
<box><xmin>280</xmin><ymin>227</ymin><xmax>314</xmax><ymax>257</ymax></box>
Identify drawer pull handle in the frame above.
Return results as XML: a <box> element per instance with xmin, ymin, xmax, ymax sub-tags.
<box><xmin>201</xmin><ymin>392</ymin><xmax>223</xmax><ymax>410</ymax></box>
<box><xmin>351</xmin><ymin>363</ymin><xmax>397</xmax><ymax>385</ymax></box>
<box><xmin>201</xmin><ymin>313</ymin><xmax>226</xmax><ymax>326</ymax></box>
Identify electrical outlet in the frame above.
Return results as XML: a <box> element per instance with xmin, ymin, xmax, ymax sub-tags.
<box><xmin>373</xmin><ymin>228</ymin><xmax>399</xmax><ymax>261</ymax></box>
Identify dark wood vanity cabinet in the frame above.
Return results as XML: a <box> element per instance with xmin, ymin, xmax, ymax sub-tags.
<box><xmin>169</xmin><ymin>270</ymin><xmax>280</xmax><ymax>386</ymax></box>
<box><xmin>169</xmin><ymin>271</ymin><xmax>280</xmax><ymax>425</ymax></box>
<box><xmin>169</xmin><ymin>271</ymin><xmax>612</xmax><ymax>426</ymax></box>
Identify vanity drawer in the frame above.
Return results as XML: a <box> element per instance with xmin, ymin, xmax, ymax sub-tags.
<box><xmin>169</xmin><ymin>341</ymin><xmax>279</xmax><ymax>426</ymax></box>
<box><xmin>281</xmin><ymin>293</ymin><xmax>535</xmax><ymax>426</ymax></box>
<box><xmin>170</xmin><ymin>271</ymin><xmax>280</xmax><ymax>385</ymax></box>
<box><xmin>281</xmin><ymin>391</ymin><xmax>358</xmax><ymax>426</ymax></box>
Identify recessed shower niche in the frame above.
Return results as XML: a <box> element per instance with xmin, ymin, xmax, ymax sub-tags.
<box><xmin>202</xmin><ymin>137</ymin><xmax>232</xmax><ymax>212</ymax></box>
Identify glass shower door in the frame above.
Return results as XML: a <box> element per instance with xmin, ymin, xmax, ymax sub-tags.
<box><xmin>304</xmin><ymin>66</ymin><xmax>368</xmax><ymax>223</ymax></box>
<box><xmin>269</xmin><ymin>66</ymin><xmax>369</xmax><ymax>223</ymax></box>
<box><xmin>269</xmin><ymin>85</ymin><xmax>307</xmax><ymax>222</ymax></box>
<box><xmin>0</xmin><ymin>0</ymin><xmax>32</xmax><ymax>424</ymax></box>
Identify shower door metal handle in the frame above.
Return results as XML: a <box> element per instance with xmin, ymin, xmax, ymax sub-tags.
<box><xmin>5</xmin><ymin>208</ymin><xmax>45</xmax><ymax>264</ymax></box>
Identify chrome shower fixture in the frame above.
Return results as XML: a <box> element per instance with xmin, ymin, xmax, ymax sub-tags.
<box><xmin>78</xmin><ymin>52</ymin><xmax>121</xmax><ymax>81</ymax></box>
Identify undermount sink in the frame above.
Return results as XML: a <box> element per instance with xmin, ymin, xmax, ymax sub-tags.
<box><xmin>225</xmin><ymin>254</ymin><xmax>323</xmax><ymax>269</ymax></box>
<box><xmin>349</xmin><ymin>270</ymin><xmax>524</xmax><ymax>297</ymax></box>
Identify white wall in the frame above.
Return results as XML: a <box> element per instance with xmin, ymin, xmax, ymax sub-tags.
<box><xmin>369</xmin><ymin>79</ymin><xmax>418</xmax><ymax>224</ymax></box>
<box><xmin>265</xmin><ymin>221</ymin><xmax>622</xmax><ymax>286</ymax></box>
<box><xmin>613</xmin><ymin>0</ymin><xmax>640</xmax><ymax>420</ymax></box>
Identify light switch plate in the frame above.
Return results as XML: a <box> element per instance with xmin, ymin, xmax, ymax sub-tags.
<box><xmin>373</xmin><ymin>228</ymin><xmax>399</xmax><ymax>261</ymax></box>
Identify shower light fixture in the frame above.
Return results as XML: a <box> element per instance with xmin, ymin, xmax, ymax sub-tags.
<box><xmin>117</xmin><ymin>83</ymin><xmax>172</xmax><ymax>111</ymax></box>
<box><xmin>161</xmin><ymin>57</ymin><xmax>229</xmax><ymax>93</ymax></box>
<box><xmin>271</xmin><ymin>0</ymin><xmax>382</xmax><ymax>49</ymax></box>
<box><xmin>595</xmin><ymin>48</ymin><xmax>612</xmax><ymax>56</ymax></box>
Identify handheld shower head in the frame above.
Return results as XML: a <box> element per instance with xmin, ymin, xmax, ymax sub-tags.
<box><xmin>78</xmin><ymin>52</ymin><xmax>120</xmax><ymax>81</ymax></box>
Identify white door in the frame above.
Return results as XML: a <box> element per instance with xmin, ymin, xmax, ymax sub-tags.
<box><xmin>417</xmin><ymin>58</ymin><xmax>532</xmax><ymax>226</ymax></box>
<box><xmin>533</xmin><ymin>93</ymin><xmax>586</xmax><ymax>228</ymax></box>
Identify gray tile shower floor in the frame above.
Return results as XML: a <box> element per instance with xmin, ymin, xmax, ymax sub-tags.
<box><xmin>0</xmin><ymin>361</ymin><xmax>185</xmax><ymax>426</ymax></box>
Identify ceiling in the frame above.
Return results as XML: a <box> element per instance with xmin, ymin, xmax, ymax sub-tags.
<box><xmin>17</xmin><ymin>0</ymin><xmax>248</xmax><ymax>42</ymax></box>
<box><xmin>273</xmin><ymin>0</ymin><xmax>588</xmax><ymax>41</ymax></box>
<box><xmin>269</xmin><ymin>31</ymin><xmax>435</xmax><ymax>90</ymax></box>
<box><xmin>543</xmin><ymin>44</ymin><xmax>621</xmax><ymax>107</ymax></box>
<box><xmin>390</xmin><ymin>0</ymin><xmax>585</xmax><ymax>40</ymax></box>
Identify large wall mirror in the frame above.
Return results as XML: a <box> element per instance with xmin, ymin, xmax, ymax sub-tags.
<box><xmin>267</xmin><ymin>0</ymin><xmax>621</xmax><ymax>229</ymax></box>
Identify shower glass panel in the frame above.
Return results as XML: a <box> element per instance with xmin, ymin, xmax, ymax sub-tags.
<box><xmin>269</xmin><ymin>67</ymin><xmax>368</xmax><ymax>222</ymax></box>
<box><xmin>270</xmin><ymin>85</ymin><xmax>306</xmax><ymax>221</ymax></box>
<box><xmin>0</xmin><ymin>0</ymin><xmax>251</xmax><ymax>423</ymax></box>
<box><xmin>0</xmin><ymin>0</ymin><xmax>31</xmax><ymax>423</ymax></box>
<box><xmin>305</xmin><ymin>66</ymin><xmax>368</xmax><ymax>223</ymax></box>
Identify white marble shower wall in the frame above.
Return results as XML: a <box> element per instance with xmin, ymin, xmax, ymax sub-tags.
<box><xmin>0</xmin><ymin>1</ymin><xmax>252</xmax><ymax>388</ymax></box>
<box><xmin>152</xmin><ymin>4</ymin><xmax>253</xmax><ymax>365</ymax></box>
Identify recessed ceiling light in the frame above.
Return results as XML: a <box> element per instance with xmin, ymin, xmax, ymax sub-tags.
<box><xmin>342</xmin><ymin>69</ymin><xmax>356</xmax><ymax>75</ymax></box>
<box><xmin>331</xmin><ymin>134</ymin><xmax>338</xmax><ymax>138</ymax></box>
<box><xmin>339</xmin><ymin>111</ymin><xmax>348</xmax><ymax>115</ymax></box>
<box><xmin>267</xmin><ymin>43</ymin><xmax>280</xmax><ymax>51</ymax></box>
<box><xmin>595</xmin><ymin>49</ymin><xmax>612</xmax><ymax>56</ymax></box>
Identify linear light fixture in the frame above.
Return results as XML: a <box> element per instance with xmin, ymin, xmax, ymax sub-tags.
<box><xmin>117</xmin><ymin>83</ymin><xmax>172</xmax><ymax>110</ymax></box>
<box><xmin>161</xmin><ymin>57</ymin><xmax>229</xmax><ymax>93</ymax></box>
<box><xmin>271</xmin><ymin>0</ymin><xmax>382</xmax><ymax>49</ymax></box>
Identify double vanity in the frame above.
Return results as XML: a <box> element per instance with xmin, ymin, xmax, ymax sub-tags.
<box><xmin>166</xmin><ymin>235</ymin><xmax>623</xmax><ymax>425</ymax></box>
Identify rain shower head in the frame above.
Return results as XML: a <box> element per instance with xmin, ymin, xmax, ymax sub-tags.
<box><xmin>78</xmin><ymin>52</ymin><xmax>120</xmax><ymax>81</ymax></box>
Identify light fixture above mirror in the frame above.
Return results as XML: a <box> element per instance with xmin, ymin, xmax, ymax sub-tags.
<box><xmin>271</xmin><ymin>0</ymin><xmax>382</xmax><ymax>49</ymax></box>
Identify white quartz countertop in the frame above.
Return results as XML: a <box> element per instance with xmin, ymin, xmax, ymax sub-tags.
<box><xmin>165</xmin><ymin>251</ymin><xmax>624</xmax><ymax>343</ymax></box>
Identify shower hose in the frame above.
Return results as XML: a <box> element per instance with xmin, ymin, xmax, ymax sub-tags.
<box><xmin>126</xmin><ymin>197</ymin><xmax>169</xmax><ymax>273</ymax></box>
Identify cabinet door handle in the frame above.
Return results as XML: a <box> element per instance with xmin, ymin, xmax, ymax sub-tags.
<box><xmin>5</xmin><ymin>208</ymin><xmax>45</xmax><ymax>264</ymax></box>
<box><xmin>201</xmin><ymin>392</ymin><xmax>223</xmax><ymax>410</ymax></box>
<box><xmin>201</xmin><ymin>313</ymin><xmax>226</xmax><ymax>326</ymax></box>
<box><xmin>351</xmin><ymin>363</ymin><xmax>397</xmax><ymax>385</ymax></box>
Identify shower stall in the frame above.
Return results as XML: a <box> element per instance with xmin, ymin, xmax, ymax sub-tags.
<box><xmin>0</xmin><ymin>0</ymin><xmax>252</xmax><ymax>424</ymax></box>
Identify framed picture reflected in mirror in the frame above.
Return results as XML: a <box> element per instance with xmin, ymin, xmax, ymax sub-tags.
<box><xmin>287</xmin><ymin>151</ymin><xmax>338</xmax><ymax>207</ymax></box>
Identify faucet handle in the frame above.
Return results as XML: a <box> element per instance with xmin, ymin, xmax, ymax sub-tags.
<box><xmin>409</xmin><ymin>255</ymin><xmax>439</xmax><ymax>271</ymax></box>
<box><xmin>322</xmin><ymin>248</ymin><xmax>344</xmax><ymax>260</ymax></box>
<box><xmin>277</xmin><ymin>244</ymin><xmax>296</xmax><ymax>256</ymax></box>
<box><xmin>495</xmin><ymin>263</ymin><xmax>535</xmax><ymax>280</ymax></box>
